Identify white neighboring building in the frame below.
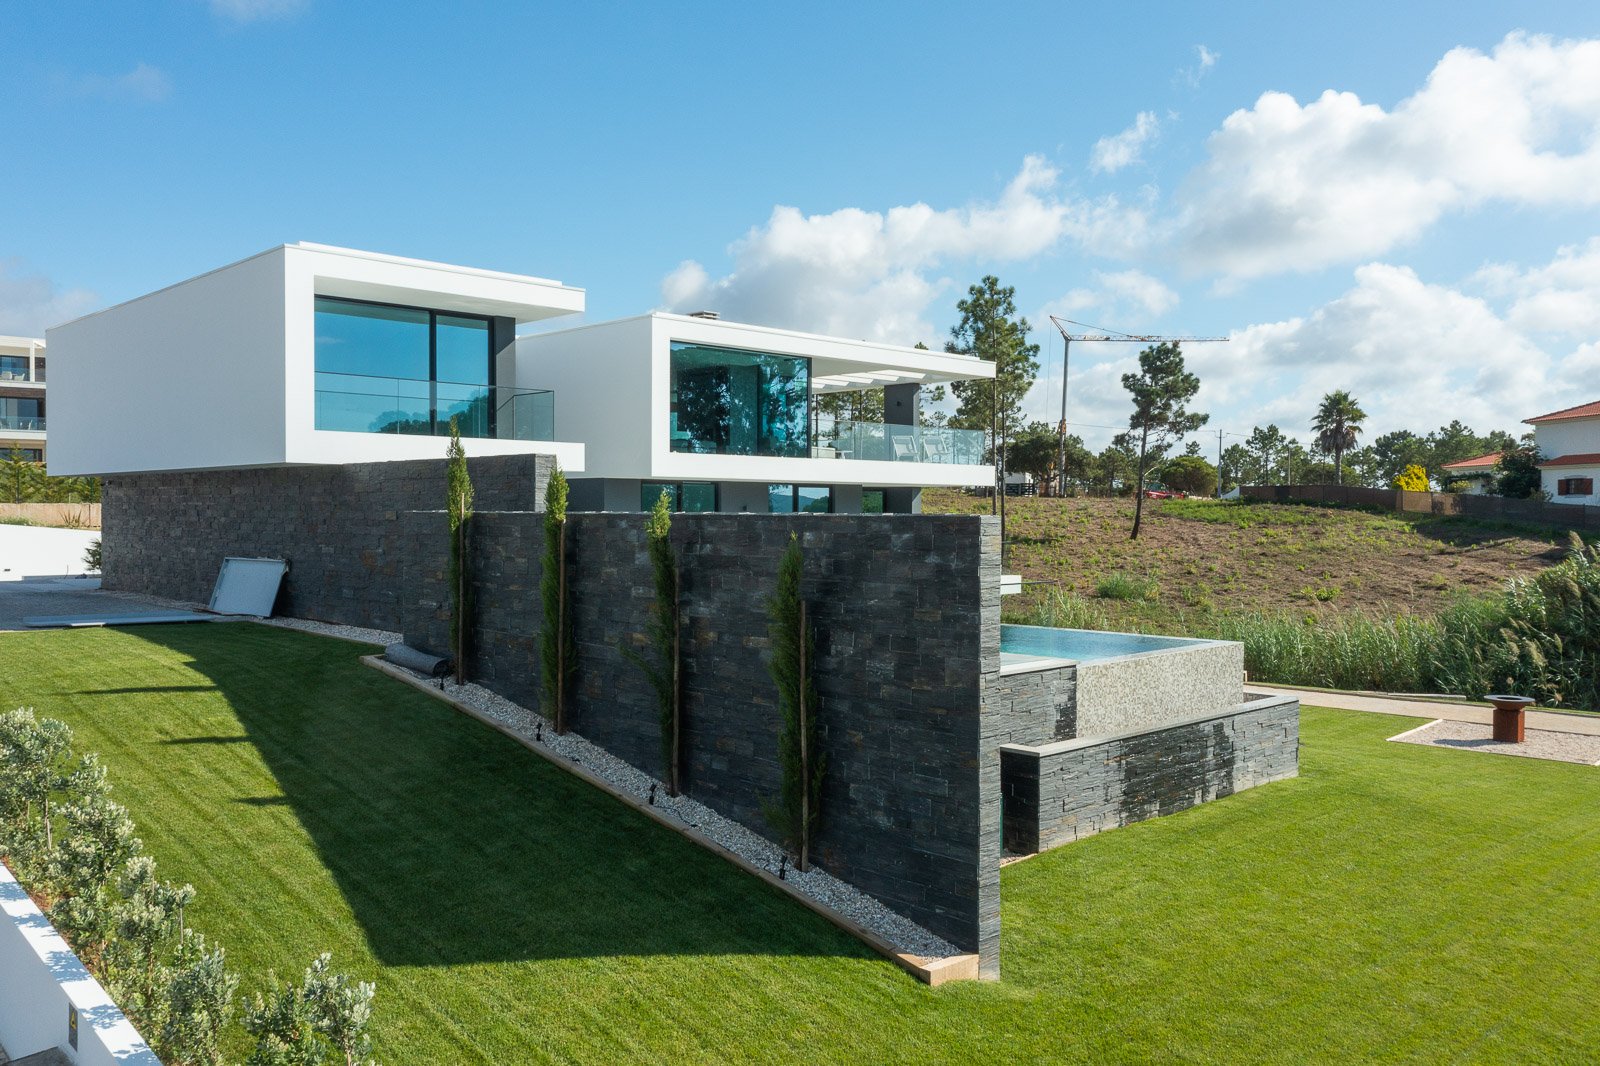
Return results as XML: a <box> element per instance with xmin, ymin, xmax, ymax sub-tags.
<box><xmin>1439</xmin><ymin>450</ymin><xmax>1501</xmax><ymax>494</ymax></box>
<box><xmin>0</xmin><ymin>335</ymin><xmax>46</xmax><ymax>464</ymax></box>
<box><xmin>521</xmin><ymin>312</ymin><xmax>995</xmax><ymax>514</ymax></box>
<box><xmin>1526</xmin><ymin>399</ymin><xmax>1600</xmax><ymax>506</ymax></box>
<box><xmin>46</xmin><ymin>243</ymin><xmax>587</xmax><ymax>476</ymax></box>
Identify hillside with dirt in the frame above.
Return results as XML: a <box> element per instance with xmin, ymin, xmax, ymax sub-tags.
<box><xmin>923</xmin><ymin>490</ymin><xmax>1579</xmax><ymax>628</ymax></box>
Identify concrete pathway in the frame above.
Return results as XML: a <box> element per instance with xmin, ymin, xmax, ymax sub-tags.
<box><xmin>1252</xmin><ymin>683</ymin><xmax>1600</xmax><ymax>737</ymax></box>
<box><xmin>0</xmin><ymin>577</ymin><xmax>210</xmax><ymax>632</ymax></box>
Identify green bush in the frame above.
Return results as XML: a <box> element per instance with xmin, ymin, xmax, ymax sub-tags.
<box><xmin>1095</xmin><ymin>572</ymin><xmax>1159</xmax><ymax>602</ymax></box>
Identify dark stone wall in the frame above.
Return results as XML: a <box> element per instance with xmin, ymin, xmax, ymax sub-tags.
<box><xmin>400</xmin><ymin>510</ymin><xmax>1003</xmax><ymax>968</ymax></box>
<box><xmin>988</xmin><ymin>665</ymin><xmax>1077</xmax><ymax>747</ymax></box>
<box><xmin>1000</xmin><ymin>694</ymin><xmax>1299</xmax><ymax>855</ymax></box>
<box><xmin>100</xmin><ymin>454</ymin><xmax>550</xmax><ymax>632</ymax></box>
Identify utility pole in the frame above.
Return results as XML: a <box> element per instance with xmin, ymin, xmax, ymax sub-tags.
<box><xmin>1216</xmin><ymin>427</ymin><xmax>1225</xmax><ymax>499</ymax></box>
<box><xmin>1048</xmin><ymin>318</ymin><xmax>1228</xmax><ymax>500</ymax></box>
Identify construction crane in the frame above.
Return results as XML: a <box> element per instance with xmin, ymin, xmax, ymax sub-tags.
<box><xmin>1048</xmin><ymin>317</ymin><xmax>1230</xmax><ymax>497</ymax></box>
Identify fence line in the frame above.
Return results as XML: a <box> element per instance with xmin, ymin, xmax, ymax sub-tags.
<box><xmin>0</xmin><ymin>502</ymin><xmax>101</xmax><ymax>529</ymax></box>
<box><xmin>1240</xmin><ymin>484</ymin><xmax>1600</xmax><ymax>532</ymax></box>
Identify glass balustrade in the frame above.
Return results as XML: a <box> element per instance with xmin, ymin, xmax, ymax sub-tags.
<box><xmin>812</xmin><ymin>416</ymin><xmax>986</xmax><ymax>465</ymax></box>
<box><xmin>0</xmin><ymin>415</ymin><xmax>44</xmax><ymax>432</ymax></box>
<box><xmin>313</xmin><ymin>372</ymin><xmax>555</xmax><ymax>441</ymax></box>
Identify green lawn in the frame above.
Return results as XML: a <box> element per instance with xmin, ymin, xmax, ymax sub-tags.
<box><xmin>4</xmin><ymin>623</ymin><xmax>1599</xmax><ymax>1064</ymax></box>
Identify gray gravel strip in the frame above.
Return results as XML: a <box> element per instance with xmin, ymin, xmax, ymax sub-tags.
<box><xmin>1390</xmin><ymin>719</ymin><xmax>1600</xmax><ymax>766</ymax></box>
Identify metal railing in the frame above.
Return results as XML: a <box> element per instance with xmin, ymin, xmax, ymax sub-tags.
<box><xmin>314</xmin><ymin>371</ymin><xmax>554</xmax><ymax>441</ymax></box>
<box><xmin>813</xmin><ymin>416</ymin><xmax>986</xmax><ymax>465</ymax></box>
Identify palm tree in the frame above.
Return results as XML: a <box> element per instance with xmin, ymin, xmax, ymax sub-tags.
<box><xmin>1312</xmin><ymin>390</ymin><xmax>1367</xmax><ymax>485</ymax></box>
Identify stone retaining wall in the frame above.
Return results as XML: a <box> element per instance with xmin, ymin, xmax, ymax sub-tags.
<box><xmin>401</xmin><ymin>509</ymin><xmax>1008</xmax><ymax>973</ymax></box>
<box><xmin>1000</xmin><ymin>693</ymin><xmax>1299</xmax><ymax>854</ymax></box>
<box><xmin>101</xmin><ymin>455</ymin><xmax>550</xmax><ymax>630</ymax></box>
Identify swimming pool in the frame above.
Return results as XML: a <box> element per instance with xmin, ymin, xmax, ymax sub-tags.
<box><xmin>1000</xmin><ymin>624</ymin><xmax>1213</xmax><ymax>663</ymax></box>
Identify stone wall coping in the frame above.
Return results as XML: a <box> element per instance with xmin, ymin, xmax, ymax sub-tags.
<box><xmin>999</xmin><ymin>691</ymin><xmax>1300</xmax><ymax>758</ymax></box>
<box><xmin>998</xmin><ymin>655</ymin><xmax>1077</xmax><ymax>676</ymax></box>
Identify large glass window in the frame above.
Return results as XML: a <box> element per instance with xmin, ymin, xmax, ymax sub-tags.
<box><xmin>670</xmin><ymin>342</ymin><xmax>809</xmax><ymax>458</ymax></box>
<box><xmin>314</xmin><ymin>296</ymin><xmax>493</xmax><ymax>436</ymax></box>
<box><xmin>0</xmin><ymin>356</ymin><xmax>28</xmax><ymax>381</ymax></box>
<box><xmin>768</xmin><ymin>484</ymin><xmax>831</xmax><ymax>514</ymax></box>
<box><xmin>642</xmin><ymin>481</ymin><xmax>717</xmax><ymax>512</ymax></box>
<box><xmin>0</xmin><ymin>397</ymin><xmax>43</xmax><ymax>420</ymax></box>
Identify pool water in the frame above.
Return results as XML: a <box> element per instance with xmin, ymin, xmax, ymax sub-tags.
<box><xmin>1000</xmin><ymin>624</ymin><xmax>1213</xmax><ymax>663</ymax></box>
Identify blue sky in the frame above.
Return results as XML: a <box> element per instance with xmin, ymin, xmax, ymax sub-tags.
<box><xmin>4</xmin><ymin>1</ymin><xmax>1599</xmax><ymax>449</ymax></box>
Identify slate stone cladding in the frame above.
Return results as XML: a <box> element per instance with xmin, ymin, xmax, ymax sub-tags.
<box><xmin>1000</xmin><ymin>694</ymin><xmax>1299</xmax><ymax>855</ymax></box>
<box><xmin>399</xmin><ymin>510</ymin><xmax>1006</xmax><ymax>971</ymax></box>
<box><xmin>988</xmin><ymin>666</ymin><xmax>1077</xmax><ymax>747</ymax></box>
<box><xmin>100</xmin><ymin>455</ymin><xmax>550</xmax><ymax>632</ymax></box>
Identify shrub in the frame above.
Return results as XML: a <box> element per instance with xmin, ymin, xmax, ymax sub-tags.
<box><xmin>245</xmin><ymin>954</ymin><xmax>377</xmax><ymax>1066</ymax></box>
<box><xmin>84</xmin><ymin>537</ymin><xmax>103</xmax><ymax>572</ymax></box>
<box><xmin>1095</xmin><ymin>572</ymin><xmax>1159</xmax><ymax>602</ymax></box>
<box><xmin>162</xmin><ymin>931</ymin><xmax>238</xmax><ymax>1066</ymax></box>
<box><xmin>1393</xmin><ymin>464</ymin><xmax>1429</xmax><ymax>491</ymax></box>
<box><xmin>626</xmin><ymin>490</ymin><xmax>681</xmax><ymax>793</ymax></box>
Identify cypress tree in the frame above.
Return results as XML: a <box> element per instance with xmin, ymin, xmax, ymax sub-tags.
<box><xmin>763</xmin><ymin>533</ymin><xmax>824</xmax><ymax>870</ymax></box>
<box><xmin>446</xmin><ymin>418</ymin><xmax>473</xmax><ymax>685</ymax></box>
<box><xmin>541</xmin><ymin>466</ymin><xmax>575</xmax><ymax>732</ymax></box>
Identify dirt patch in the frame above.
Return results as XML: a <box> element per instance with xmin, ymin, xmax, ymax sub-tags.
<box><xmin>924</xmin><ymin>491</ymin><xmax>1575</xmax><ymax>628</ymax></box>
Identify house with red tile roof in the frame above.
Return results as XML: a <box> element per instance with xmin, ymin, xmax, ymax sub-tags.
<box><xmin>1525</xmin><ymin>400</ymin><xmax>1600</xmax><ymax>506</ymax></box>
<box><xmin>1438</xmin><ymin>449</ymin><xmax>1503</xmax><ymax>494</ymax></box>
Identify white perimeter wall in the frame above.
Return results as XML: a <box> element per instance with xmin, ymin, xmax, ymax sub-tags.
<box><xmin>0</xmin><ymin>863</ymin><xmax>160</xmax><ymax>1065</ymax></box>
<box><xmin>48</xmin><ymin>248</ymin><xmax>289</xmax><ymax>476</ymax></box>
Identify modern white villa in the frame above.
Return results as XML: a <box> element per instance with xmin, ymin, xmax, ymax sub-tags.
<box><xmin>47</xmin><ymin>243</ymin><xmax>995</xmax><ymax>512</ymax></box>
<box><xmin>0</xmin><ymin>334</ymin><xmax>47</xmax><ymax>464</ymax></box>
<box><xmin>523</xmin><ymin>313</ymin><xmax>992</xmax><ymax>514</ymax></box>
<box><xmin>1527</xmin><ymin>399</ymin><xmax>1600</xmax><ymax>506</ymax></box>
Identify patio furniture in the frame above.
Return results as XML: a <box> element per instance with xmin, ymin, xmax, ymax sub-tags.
<box><xmin>1487</xmin><ymin>694</ymin><xmax>1534</xmax><ymax>743</ymax></box>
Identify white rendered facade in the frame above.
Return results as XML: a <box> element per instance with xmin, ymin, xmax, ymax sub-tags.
<box><xmin>520</xmin><ymin>313</ymin><xmax>995</xmax><ymax>512</ymax></box>
<box><xmin>0</xmin><ymin>335</ymin><xmax>47</xmax><ymax>463</ymax></box>
<box><xmin>1527</xmin><ymin>402</ymin><xmax>1600</xmax><ymax>506</ymax></box>
<box><xmin>47</xmin><ymin>243</ymin><xmax>587</xmax><ymax>476</ymax></box>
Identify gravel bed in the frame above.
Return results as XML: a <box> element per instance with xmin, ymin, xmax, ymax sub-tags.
<box><xmin>261</xmin><ymin>617</ymin><xmax>399</xmax><ymax>647</ymax></box>
<box><xmin>418</xmin><ymin>668</ymin><xmax>962</xmax><ymax>960</ymax></box>
<box><xmin>1390</xmin><ymin>719</ymin><xmax>1600</xmax><ymax>766</ymax></box>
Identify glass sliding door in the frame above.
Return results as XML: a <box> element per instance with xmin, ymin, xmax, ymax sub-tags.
<box><xmin>670</xmin><ymin>341</ymin><xmax>809</xmax><ymax>457</ymax></box>
<box><xmin>314</xmin><ymin>296</ymin><xmax>493</xmax><ymax>437</ymax></box>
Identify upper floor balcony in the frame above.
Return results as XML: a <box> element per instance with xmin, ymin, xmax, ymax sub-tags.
<box><xmin>313</xmin><ymin>371</ymin><xmax>554</xmax><ymax>441</ymax></box>
<box><xmin>0</xmin><ymin>415</ymin><xmax>45</xmax><ymax>433</ymax></box>
<box><xmin>814</xmin><ymin>416</ymin><xmax>985</xmax><ymax>465</ymax></box>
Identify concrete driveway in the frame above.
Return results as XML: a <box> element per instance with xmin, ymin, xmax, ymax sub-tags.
<box><xmin>0</xmin><ymin>577</ymin><xmax>212</xmax><ymax>632</ymax></box>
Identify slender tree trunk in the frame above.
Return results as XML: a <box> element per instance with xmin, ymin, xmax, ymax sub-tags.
<box><xmin>556</xmin><ymin>517</ymin><xmax>567</xmax><ymax>734</ymax></box>
<box><xmin>455</xmin><ymin>498</ymin><xmax>467</xmax><ymax>685</ymax></box>
<box><xmin>1131</xmin><ymin>426</ymin><xmax>1150</xmax><ymax>540</ymax></box>
<box><xmin>798</xmin><ymin>597</ymin><xmax>809</xmax><ymax>873</ymax></box>
<box><xmin>670</xmin><ymin>565</ymin><xmax>681</xmax><ymax>797</ymax></box>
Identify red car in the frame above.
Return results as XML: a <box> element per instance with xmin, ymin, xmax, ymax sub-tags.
<box><xmin>1142</xmin><ymin>488</ymin><xmax>1187</xmax><ymax>499</ymax></box>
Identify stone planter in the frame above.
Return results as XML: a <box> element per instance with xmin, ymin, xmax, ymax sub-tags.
<box><xmin>1488</xmin><ymin>695</ymin><xmax>1534</xmax><ymax>743</ymax></box>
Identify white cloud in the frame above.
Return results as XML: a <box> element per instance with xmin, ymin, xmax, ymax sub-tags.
<box><xmin>1046</xmin><ymin>269</ymin><xmax>1180</xmax><ymax>322</ymax></box>
<box><xmin>208</xmin><ymin>0</ymin><xmax>306</xmax><ymax>20</ymax></box>
<box><xmin>0</xmin><ymin>260</ymin><xmax>97</xmax><ymax>336</ymax></box>
<box><xmin>660</xmin><ymin>155</ymin><xmax>1081</xmax><ymax>344</ymax></box>
<box><xmin>75</xmin><ymin>62</ymin><xmax>172</xmax><ymax>103</ymax></box>
<box><xmin>1473</xmin><ymin>237</ymin><xmax>1600</xmax><ymax>337</ymax></box>
<box><xmin>1090</xmin><ymin>112</ymin><xmax>1159</xmax><ymax>174</ymax></box>
<box><xmin>1174</xmin><ymin>32</ymin><xmax>1600</xmax><ymax>279</ymax></box>
<box><xmin>1180</xmin><ymin>45</ymin><xmax>1219</xmax><ymax>87</ymax></box>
